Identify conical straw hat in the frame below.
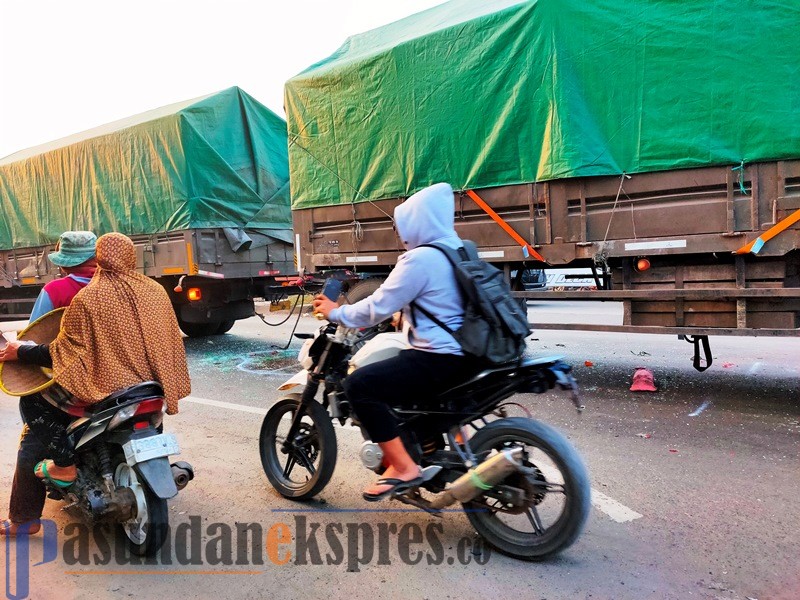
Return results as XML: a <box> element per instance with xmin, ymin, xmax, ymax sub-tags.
<box><xmin>0</xmin><ymin>308</ymin><xmax>65</xmax><ymax>396</ymax></box>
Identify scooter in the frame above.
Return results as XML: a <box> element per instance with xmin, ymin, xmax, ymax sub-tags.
<box><xmin>44</xmin><ymin>381</ymin><xmax>193</xmax><ymax>556</ymax></box>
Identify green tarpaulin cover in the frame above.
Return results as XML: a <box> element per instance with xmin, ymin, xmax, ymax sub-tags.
<box><xmin>286</xmin><ymin>0</ymin><xmax>800</xmax><ymax>209</ymax></box>
<box><xmin>0</xmin><ymin>87</ymin><xmax>292</xmax><ymax>250</ymax></box>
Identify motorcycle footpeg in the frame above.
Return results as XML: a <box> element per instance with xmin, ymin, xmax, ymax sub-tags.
<box><xmin>420</xmin><ymin>465</ymin><xmax>443</xmax><ymax>482</ymax></box>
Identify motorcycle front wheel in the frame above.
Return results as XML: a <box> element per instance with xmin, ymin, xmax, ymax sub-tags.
<box><xmin>259</xmin><ymin>394</ymin><xmax>337</xmax><ymax>500</ymax></box>
<box><xmin>464</xmin><ymin>417</ymin><xmax>591</xmax><ymax>561</ymax></box>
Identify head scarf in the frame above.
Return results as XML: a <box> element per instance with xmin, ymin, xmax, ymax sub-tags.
<box><xmin>50</xmin><ymin>233</ymin><xmax>190</xmax><ymax>414</ymax></box>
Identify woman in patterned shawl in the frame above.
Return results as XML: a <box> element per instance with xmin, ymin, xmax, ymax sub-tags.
<box><xmin>0</xmin><ymin>232</ymin><xmax>190</xmax><ymax>487</ymax></box>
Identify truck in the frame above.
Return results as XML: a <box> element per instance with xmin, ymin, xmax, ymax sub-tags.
<box><xmin>284</xmin><ymin>0</ymin><xmax>800</xmax><ymax>367</ymax></box>
<box><xmin>1</xmin><ymin>87</ymin><xmax>298</xmax><ymax>336</ymax></box>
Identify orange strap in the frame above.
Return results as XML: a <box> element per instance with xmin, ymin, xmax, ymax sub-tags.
<box><xmin>465</xmin><ymin>189</ymin><xmax>546</xmax><ymax>262</ymax></box>
<box><xmin>735</xmin><ymin>207</ymin><xmax>800</xmax><ymax>254</ymax></box>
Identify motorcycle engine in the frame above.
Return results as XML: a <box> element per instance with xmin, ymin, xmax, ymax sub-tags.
<box><xmin>359</xmin><ymin>441</ymin><xmax>384</xmax><ymax>471</ymax></box>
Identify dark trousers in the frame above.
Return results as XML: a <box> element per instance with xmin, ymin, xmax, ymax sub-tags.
<box><xmin>343</xmin><ymin>349</ymin><xmax>479</xmax><ymax>443</ymax></box>
<box><xmin>8</xmin><ymin>424</ymin><xmax>48</xmax><ymax>524</ymax></box>
<box><xmin>18</xmin><ymin>393</ymin><xmax>74</xmax><ymax>467</ymax></box>
<box><xmin>8</xmin><ymin>395</ymin><xmax>75</xmax><ymax>523</ymax></box>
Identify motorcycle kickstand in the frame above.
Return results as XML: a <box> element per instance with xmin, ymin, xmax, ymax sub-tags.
<box><xmin>393</xmin><ymin>489</ymin><xmax>443</xmax><ymax>517</ymax></box>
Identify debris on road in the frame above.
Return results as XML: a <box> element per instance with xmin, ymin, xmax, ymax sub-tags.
<box><xmin>688</xmin><ymin>400</ymin><xmax>712</xmax><ymax>417</ymax></box>
<box><xmin>584</xmin><ymin>360</ymin><xmax>594</xmax><ymax>367</ymax></box>
<box><xmin>631</xmin><ymin>350</ymin><xmax>651</xmax><ymax>357</ymax></box>
<box><xmin>669</xmin><ymin>448</ymin><xmax>679</xmax><ymax>453</ymax></box>
<box><xmin>630</xmin><ymin>367</ymin><xmax>657</xmax><ymax>392</ymax></box>
<box><xmin>636</xmin><ymin>433</ymin><xmax>651</xmax><ymax>439</ymax></box>
<box><xmin>722</xmin><ymin>362</ymin><xmax>736</xmax><ymax>368</ymax></box>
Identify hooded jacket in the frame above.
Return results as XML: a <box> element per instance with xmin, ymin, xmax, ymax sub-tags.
<box><xmin>329</xmin><ymin>183</ymin><xmax>464</xmax><ymax>354</ymax></box>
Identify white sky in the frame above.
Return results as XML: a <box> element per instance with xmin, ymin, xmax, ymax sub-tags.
<box><xmin>0</xmin><ymin>0</ymin><xmax>445</xmax><ymax>159</ymax></box>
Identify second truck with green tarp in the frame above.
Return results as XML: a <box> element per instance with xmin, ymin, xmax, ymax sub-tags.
<box><xmin>0</xmin><ymin>87</ymin><xmax>296</xmax><ymax>336</ymax></box>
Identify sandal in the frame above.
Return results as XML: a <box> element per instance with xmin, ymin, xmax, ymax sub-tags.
<box><xmin>0</xmin><ymin>520</ymin><xmax>42</xmax><ymax>536</ymax></box>
<box><xmin>363</xmin><ymin>471</ymin><xmax>424</xmax><ymax>502</ymax></box>
<box><xmin>34</xmin><ymin>460</ymin><xmax>75</xmax><ymax>489</ymax></box>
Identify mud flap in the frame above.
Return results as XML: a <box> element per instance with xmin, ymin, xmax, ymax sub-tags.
<box><xmin>682</xmin><ymin>335</ymin><xmax>712</xmax><ymax>372</ymax></box>
<box><xmin>135</xmin><ymin>457</ymin><xmax>178</xmax><ymax>499</ymax></box>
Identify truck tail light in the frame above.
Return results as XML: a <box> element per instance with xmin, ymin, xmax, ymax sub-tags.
<box><xmin>187</xmin><ymin>287</ymin><xmax>202</xmax><ymax>301</ymax></box>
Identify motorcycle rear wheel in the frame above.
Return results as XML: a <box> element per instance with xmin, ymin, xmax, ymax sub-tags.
<box><xmin>259</xmin><ymin>394</ymin><xmax>337</xmax><ymax>500</ymax></box>
<box><xmin>464</xmin><ymin>417</ymin><xmax>590</xmax><ymax>561</ymax></box>
<box><xmin>114</xmin><ymin>463</ymin><xmax>170</xmax><ymax>557</ymax></box>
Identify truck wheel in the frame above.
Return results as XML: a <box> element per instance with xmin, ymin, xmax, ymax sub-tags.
<box><xmin>216</xmin><ymin>319</ymin><xmax>236</xmax><ymax>335</ymax></box>
<box><xmin>342</xmin><ymin>278</ymin><xmax>385</xmax><ymax>304</ymax></box>
<box><xmin>341</xmin><ymin>278</ymin><xmax>396</xmax><ymax>336</ymax></box>
<box><xmin>177</xmin><ymin>318</ymin><xmax>219</xmax><ymax>338</ymax></box>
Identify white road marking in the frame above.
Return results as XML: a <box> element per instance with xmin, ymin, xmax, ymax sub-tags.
<box><xmin>185</xmin><ymin>395</ymin><xmax>644</xmax><ymax>523</ymax></box>
<box><xmin>539</xmin><ymin>463</ymin><xmax>643</xmax><ymax>524</ymax></box>
<box><xmin>183</xmin><ymin>395</ymin><xmax>361</xmax><ymax>430</ymax></box>
<box><xmin>185</xmin><ymin>395</ymin><xmax>267</xmax><ymax>415</ymax></box>
<box><xmin>590</xmin><ymin>490</ymin><xmax>644</xmax><ymax>523</ymax></box>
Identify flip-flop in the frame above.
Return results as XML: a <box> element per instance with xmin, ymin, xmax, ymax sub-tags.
<box><xmin>363</xmin><ymin>472</ymin><xmax>424</xmax><ymax>502</ymax></box>
<box><xmin>34</xmin><ymin>460</ymin><xmax>75</xmax><ymax>489</ymax></box>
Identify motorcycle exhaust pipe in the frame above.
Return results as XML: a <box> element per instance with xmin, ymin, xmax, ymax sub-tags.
<box><xmin>430</xmin><ymin>446</ymin><xmax>523</xmax><ymax>509</ymax></box>
<box><xmin>171</xmin><ymin>461</ymin><xmax>195</xmax><ymax>491</ymax></box>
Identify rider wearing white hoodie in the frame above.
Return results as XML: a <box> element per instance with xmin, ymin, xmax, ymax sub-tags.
<box><xmin>329</xmin><ymin>182</ymin><xmax>465</xmax><ymax>353</ymax></box>
<box><xmin>313</xmin><ymin>182</ymin><xmax>481</xmax><ymax>501</ymax></box>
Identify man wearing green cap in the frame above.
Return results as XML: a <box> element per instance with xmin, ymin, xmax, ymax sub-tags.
<box><xmin>0</xmin><ymin>231</ymin><xmax>96</xmax><ymax>537</ymax></box>
<box><xmin>28</xmin><ymin>231</ymin><xmax>97</xmax><ymax>321</ymax></box>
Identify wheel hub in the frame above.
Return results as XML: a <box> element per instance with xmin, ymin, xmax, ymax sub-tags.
<box><xmin>114</xmin><ymin>464</ymin><xmax>149</xmax><ymax>545</ymax></box>
<box><xmin>291</xmin><ymin>424</ymin><xmax>319</xmax><ymax>464</ymax></box>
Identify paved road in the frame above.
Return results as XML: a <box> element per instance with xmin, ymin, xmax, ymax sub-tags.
<box><xmin>1</xmin><ymin>303</ymin><xmax>798</xmax><ymax>600</ymax></box>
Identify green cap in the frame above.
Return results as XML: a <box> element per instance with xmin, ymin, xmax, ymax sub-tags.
<box><xmin>48</xmin><ymin>231</ymin><xmax>97</xmax><ymax>267</ymax></box>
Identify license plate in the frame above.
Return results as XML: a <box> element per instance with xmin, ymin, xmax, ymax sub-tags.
<box><xmin>123</xmin><ymin>433</ymin><xmax>181</xmax><ymax>466</ymax></box>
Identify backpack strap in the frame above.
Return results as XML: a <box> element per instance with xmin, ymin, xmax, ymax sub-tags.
<box><xmin>418</xmin><ymin>241</ymin><xmax>475</xmax><ymax>265</ymax></box>
<box><xmin>410</xmin><ymin>301</ymin><xmax>455</xmax><ymax>335</ymax></box>
<box><xmin>408</xmin><ymin>242</ymin><xmax>471</xmax><ymax>336</ymax></box>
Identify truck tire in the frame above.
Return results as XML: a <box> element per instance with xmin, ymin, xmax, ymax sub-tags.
<box><xmin>341</xmin><ymin>278</ymin><xmax>398</xmax><ymax>336</ymax></box>
<box><xmin>216</xmin><ymin>319</ymin><xmax>236</xmax><ymax>335</ymax></box>
<box><xmin>342</xmin><ymin>278</ymin><xmax>385</xmax><ymax>304</ymax></box>
<box><xmin>177</xmin><ymin>318</ymin><xmax>219</xmax><ymax>338</ymax></box>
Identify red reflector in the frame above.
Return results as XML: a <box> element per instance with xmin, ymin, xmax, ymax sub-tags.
<box><xmin>134</xmin><ymin>421</ymin><xmax>150</xmax><ymax>430</ymax></box>
<box><xmin>134</xmin><ymin>398</ymin><xmax>165</xmax><ymax>415</ymax></box>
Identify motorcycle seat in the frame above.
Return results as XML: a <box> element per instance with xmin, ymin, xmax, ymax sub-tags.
<box><xmin>438</xmin><ymin>355</ymin><xmax>564</xmax><ymax>401</ymax></box>
<box><xmin>85</xmin><ymin>381</ymin><xmax>164</xmax><ymax>414</ymax></box>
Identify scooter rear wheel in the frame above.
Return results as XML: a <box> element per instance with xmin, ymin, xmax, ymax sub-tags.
<box><xmin>114</xmin><ymin>462</ymin><xmax>170</xmax><ymax>557</ymax></box>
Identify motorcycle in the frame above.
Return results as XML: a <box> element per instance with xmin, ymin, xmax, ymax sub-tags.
<box><xmin>259</xmin><ymin>320</ymin><xmax>591</xmax><ymax>561</ymax></box>
<box><xmin>44</xmin><ymin>381</ymin><xmax>193</xmax><ymax>556</ymax></box>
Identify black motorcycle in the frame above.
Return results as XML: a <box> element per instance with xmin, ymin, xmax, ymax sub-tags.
<box><xmin>44</xmin><ymin>381</ymin><xmax>193</xmax><ymax>556</ymax></box>
<box><xmin>259</xmin><ymin>322</ymin><xmax>591</xmax><ymax>561</ymax></box>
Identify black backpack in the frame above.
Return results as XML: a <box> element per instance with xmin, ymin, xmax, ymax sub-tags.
<box><xmin>411</xmin><ymin>241</ymin><xmax>531</xmax><ymax>365</ymax></box>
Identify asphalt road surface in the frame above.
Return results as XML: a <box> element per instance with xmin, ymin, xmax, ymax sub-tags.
<box><xmin>1</xmin><ymin>302</ymin><xmax>798</xmax><ymax>600</ymax></box>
